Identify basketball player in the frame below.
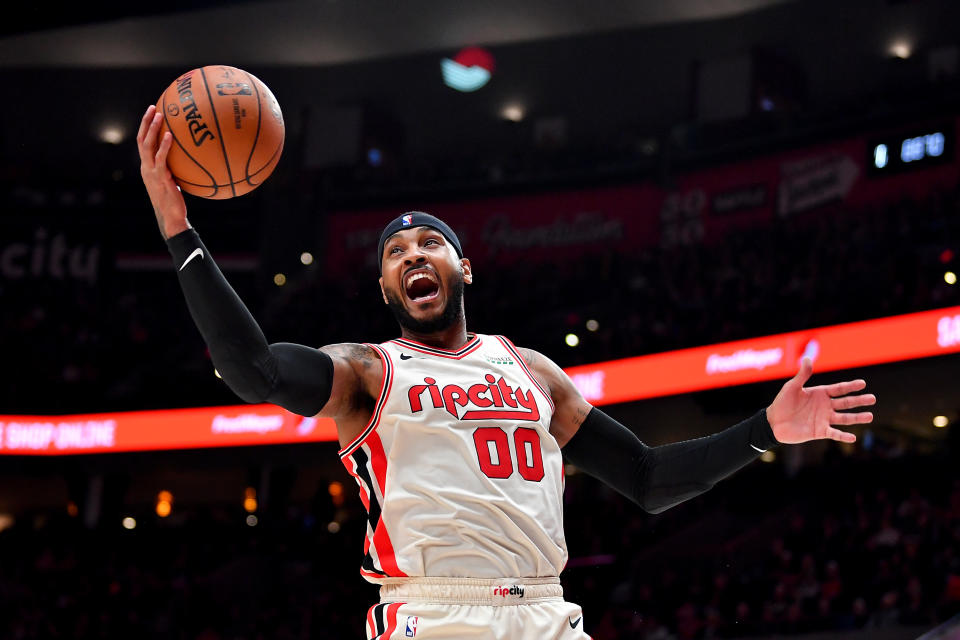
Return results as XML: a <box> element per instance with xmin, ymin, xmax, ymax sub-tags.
<box><xmin>137</xmin><ymin>105</ymin><xmax>876</xmax><ymax>639</ymax></box>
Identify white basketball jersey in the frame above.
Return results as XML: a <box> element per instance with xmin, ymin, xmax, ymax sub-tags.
<box><xmin>339</xmin><ymin>334</ymin><xmax>567</xmax><ymax>583</ymax></box>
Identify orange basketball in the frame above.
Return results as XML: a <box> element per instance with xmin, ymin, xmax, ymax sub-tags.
<box><xmin>155</xmin><ymin>65</ymin><xmax>284</xmax><ymax>199</ymax></box>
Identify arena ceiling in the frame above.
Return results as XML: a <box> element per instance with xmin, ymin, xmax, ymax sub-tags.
<box><xmin>0</xmin><ymin>0</ymin><xmax>793</xmax><ymax>67</ymax></box>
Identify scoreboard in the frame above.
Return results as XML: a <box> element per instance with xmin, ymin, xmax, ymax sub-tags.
<box><xmin>868</xmin><ymin>120</ymin><xmax>954</xmax><ymax>175</ymax></box>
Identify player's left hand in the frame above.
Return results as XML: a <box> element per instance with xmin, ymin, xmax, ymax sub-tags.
<box><xmin>766</xmin><ymin>357</ymin><xmax>875</xmax><ymax>444</ymax></box>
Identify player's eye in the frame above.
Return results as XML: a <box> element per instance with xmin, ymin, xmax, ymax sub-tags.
<box><xmin>424</xmin><ymin>238</ymin><xmax>439</xmax><ymax>246</ymax></box>
<box><xmin>389</xmin><ymin>246</ymin><xmax>402</xmax><ymax>255</ymax></box>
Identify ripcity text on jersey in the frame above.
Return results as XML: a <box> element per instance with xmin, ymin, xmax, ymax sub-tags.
<box><xmin>339</xmin><ymin>334</ymin><xmax>566</xmax><ymax>582</ymax></box>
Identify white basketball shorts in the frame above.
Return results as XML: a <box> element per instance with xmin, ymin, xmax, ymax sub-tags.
<box><xmin>365</xmin><ymin>577</ymin><xmax>591</xmax><ymax>640</ymax></box>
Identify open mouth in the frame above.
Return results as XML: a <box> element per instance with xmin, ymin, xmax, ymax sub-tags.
<box><xmin>404</xmin><ymin>269</ymin><xmax>441</xmax><ymax>303</ymax></box>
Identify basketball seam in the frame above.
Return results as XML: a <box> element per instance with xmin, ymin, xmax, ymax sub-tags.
<box><xmin>200</xmin><ymin>67</ymin><xmax>236</xmax><ymax>198</ymax></box>
<box><xmin>244</xmin><ymin>70</ymin><xmax>263</xmax><ymax>184</ymax></box>
<box><xmin>161</xmin><ymin>91</ymin><xmax>220</xmax><ymax>198</ymax></box>
<box><xmin>245</xmin><ymin>141</ymin><xmax>284</xmax><ymax>187</ymax></box>
<box><xmin>172</xmin><ymin>153</ymin><xmax>280</xmax><ymax>188</ymax></box>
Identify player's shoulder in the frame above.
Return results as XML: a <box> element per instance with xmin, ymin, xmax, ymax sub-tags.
<box><xmin>319</xmin><ymin>342</ymin><xmax>384</xmax><ymax>374</ymax></box>
<box><xmin>317</xmin><ymin>343</ymin><xmax>385</xmax><ymax>410</ymax></box>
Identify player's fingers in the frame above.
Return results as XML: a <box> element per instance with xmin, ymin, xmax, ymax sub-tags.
<box><xmin>831</xmin><ymin>410</ymin><xmax>873</xmax><ymax>425</ymax></box>
<box><xmin>135</xmin><ymin>105</ymin><xmax>156</xmax><ymax>145</ymax></box>
<box><xmin>832</xmin><ymin>393</ymin><xmax>876</xmax><ymax>411</ymax></box>
<box><xmin>790</xmin><ymin>357</ymin><xmax>814</xmax><ymax>388</ymax></box>
<box><xmin>824</xmin><ymin>379</ymin><xmax>867</xmax><ymax>397</ymax></box>
<box><xmin>139</xmin><ymin>111</ymin><xmax>163</xmax><ymax>166</ymax></box>
<box><xmin>155</xmin><ymin>131</ymin><xmax>172</xmax><ymax>167</ymax></box>
<box><xmin>825</xmin><ymin>426</ymin><xmax>857</xmax><ymax>443</ymax></box>
<box><xmin>137</xmin><ymin>105</ymin><xmax>157</xmax><ymax>162</ymax></box>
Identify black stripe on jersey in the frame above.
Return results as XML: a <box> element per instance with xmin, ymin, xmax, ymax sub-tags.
<box><xmin>352</xmin><ymin>446</ymin><xmax>387</xmax><ymax>575</ymax></box>
<box><xmin>373</xmin><ymin>603</ymin><xmax>387</xmax><ymax>635</ymax></box>
<box><xmin>362</xmin><ymin>554</ymin><xmax>388</xmax><ymax>577</ymax></box>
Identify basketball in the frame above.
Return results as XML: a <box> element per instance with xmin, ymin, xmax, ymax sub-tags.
<box><xmin>155</xmin><ymin>65</ymin><xmax>284</xmax><ymax>199</ymax></box>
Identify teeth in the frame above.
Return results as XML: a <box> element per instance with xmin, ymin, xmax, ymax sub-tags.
<box><xmin>405</xmin><ymin>271</ymin><xmax>438</xmax><ymax>289</ymax></box>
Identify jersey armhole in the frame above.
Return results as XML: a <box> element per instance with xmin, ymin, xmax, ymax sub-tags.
<box><xmin>338</xmin><ymin>343</ymin><xmax>394</xmax><ymax>457</ymax></box>
<box><xmin>495</xmin><ymin>336</ymin><xmax>556</xmax><ymax>413</ymax></box>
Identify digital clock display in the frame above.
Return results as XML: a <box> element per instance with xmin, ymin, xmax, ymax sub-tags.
<box><xmin>868</xmin><ymin>121</ymin><xmax>954</xmax><ymax>176</ymax></box>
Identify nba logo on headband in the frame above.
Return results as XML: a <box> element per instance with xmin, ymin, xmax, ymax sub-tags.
<box><xmin>402</xmin><ymin>214</ymin><xmax>413</xmax><ymax>226</ymax></box>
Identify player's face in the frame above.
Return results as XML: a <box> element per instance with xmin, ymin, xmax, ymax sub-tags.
<box><xmin>379</xmin><ymin>227</ymin><xmax>472</xmax><ymax>333</ymax></box>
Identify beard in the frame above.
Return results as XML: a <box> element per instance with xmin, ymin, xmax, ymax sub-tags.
<box><xmin>385</xmin><ymin>270</ymin><xmax>465</xmax><ymax>334</ymax></box>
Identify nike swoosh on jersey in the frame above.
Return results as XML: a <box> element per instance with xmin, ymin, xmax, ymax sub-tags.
<box><xmin>399</xmin><ymin>353</ymin><xmax>415</xmax><ymax>360</ymax></box>
<box><xmin>179</xmin><ymin>247</ymin><xmax>204</xmax><ymax>271</ymax></box>
<box><xmin>568</xmin><ymin>616</ymin><xmax>582</xmax><ymax>629</ymax></box>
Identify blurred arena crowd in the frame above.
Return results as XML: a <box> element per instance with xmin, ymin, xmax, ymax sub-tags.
<box><xmin>1</xmin><ymin>446</ymin><xmax>958</xmax><ymax>639</ymax></box>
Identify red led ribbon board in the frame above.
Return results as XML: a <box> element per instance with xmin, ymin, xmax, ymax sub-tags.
<box><xmin>566</xmin><ymin>305</ymin><xmax>960</xmax><ymax>405</ymax></box>
<box><xmin>3</xmin><ymin>306</ymin><xmax>960</xmax><ymax>455</ymax></box>
<box><xmin>0</xmin><ymin>405</ymin><xmax>338</xmax><ymax>456</ymax></box>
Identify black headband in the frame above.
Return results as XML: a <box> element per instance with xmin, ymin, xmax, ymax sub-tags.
<box><xmin>377</xmin><ymin>212</ymin><xmax>463</xmax><ymax>272</ymax></box>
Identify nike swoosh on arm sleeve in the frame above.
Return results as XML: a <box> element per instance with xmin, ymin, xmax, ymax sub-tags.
<box><xmin>166</xmin><ymin>229</ymin><xmax>332</xmax><ymax>415</ymax></box>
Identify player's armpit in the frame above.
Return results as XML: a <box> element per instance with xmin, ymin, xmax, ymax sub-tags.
<box><xmin>514</xmin><ymin>347</ymin><xmax>593</xmax><ymax>447</ymax></box>
<box><xmin>317</xmin><ymin>343</ymin><xmax>384</xmax><ymax>447</ymax></box>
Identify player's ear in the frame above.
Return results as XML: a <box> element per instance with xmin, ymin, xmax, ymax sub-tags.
<box><xmin>460</xmin><ymin>258</ymin><xmax>473</xmax><ymax>285</ymax></box>
<box><xmin>378</xmin><ymin>276</ymin><xmax>388</xmax><ymax>304</ymax></box>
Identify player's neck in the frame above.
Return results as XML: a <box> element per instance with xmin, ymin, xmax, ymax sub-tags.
<box><xmin>399</xmin><ymin>321</ymin><xmax>470</xmax><ymax>350</ymax></box>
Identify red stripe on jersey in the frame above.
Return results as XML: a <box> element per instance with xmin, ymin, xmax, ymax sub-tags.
<box><xmin>379</xmin><ymin>602</ymin><xmax>404</xmax><ymax>639</ymax></box>
<box><xmin>460</xmin><ymin>407</ymin><xmax>540</xmax><ymax>421</ymax></box>
<box><xmin>364</xmin><ymin>432</ymin><xmax>407</xmax><ymax>576</ymax></box>
<box><xmin>366</xmin><ymin>604</ymin><xmax>377</xmax><ymax>638</ymax></box>
<box><xmin>496</xmin><ymin>336</ymin><xmax>556</xmax><ymax>412</ymax></box>
<box><xmin>366</xmin><ymin>432</ymin><xmax>389</xmax><ymax>497</ymax></box>
<box><xmin>360</xmin><ymin>569</ymin><xmax>387</xmax><ymax>583</ymax></box>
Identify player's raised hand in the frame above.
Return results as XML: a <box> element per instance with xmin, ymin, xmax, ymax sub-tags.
<box><xmin>766</xmin><ymin>357</ymin><xmax>875</xmax><ymax>445</ymax></box>
<box><xmin>136</xmin><ymin>105</ymin><xmax>190</xmax><ymax>240</ymax></box>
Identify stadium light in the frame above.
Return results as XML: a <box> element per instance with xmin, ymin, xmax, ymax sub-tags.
<box><xmin>156</xmin><ymin>490</ymin><xmax>173</xmax><ymax>517</ymax></box>
<box><xmin>889</xmin><ymin>41</ymin><xmax>912</xmax><ymax>60</ymax></box>
<box><xmin>501</xmin><ymin>104</ymin><xmax>525</xmax><ymax>122</ymax></box>
<box><xmin>244</xmin><ymin>487</ymin><xmax>257</xmax><ymax>513</ymax></box>
<box><xmin>99</xmin><ymin>125</ymin><xmax>125</xmax><ymax>145</ymax></box>
<box><xmin>933</xmin><ymin>416</ymin><xmax>949</xmax><ymax>428</ymax></box>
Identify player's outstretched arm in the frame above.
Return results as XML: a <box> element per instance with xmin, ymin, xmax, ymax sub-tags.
<box><xmin>137</xmin><ymin>106</ymin><xmax>372</xmax><ymax>422</ymax></box>
<box><xmin>517</xmin><ymin>348</ymin><xmax>875</xmax><ymax>514</ymax></box>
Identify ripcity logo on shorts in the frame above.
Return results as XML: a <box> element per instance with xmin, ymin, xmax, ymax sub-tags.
<box><xmin>493</xmin><ymin>585</ymin><xmax>525</xmax><ymax>599</ymax></box>
<box><xmin>407</xmin><ymin>375</ymin><xmax>540</xmax><ymax>421</ymax></box>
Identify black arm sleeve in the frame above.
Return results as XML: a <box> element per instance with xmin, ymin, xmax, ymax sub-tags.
<box><xmin>165</xmin><ymin>229</ymin><xmax>333</xmax><ymax>416</ymax></box>
<box><xmin>561</xmin><ymin>407</ymin><xmax>779</xmax><ymax>514</ymax></box>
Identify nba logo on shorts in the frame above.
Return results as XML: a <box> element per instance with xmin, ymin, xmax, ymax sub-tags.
<box><xmin>404</xmin><ymin>615</ymin><xmax>418</xmax><ymax>637</ymax></box>
<box><xmin>401</xmin><ymin>214</ymin><xmax>413</xmax><ymax>226</ymax></box>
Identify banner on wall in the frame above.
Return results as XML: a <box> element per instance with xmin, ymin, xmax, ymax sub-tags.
<box><xmin>326</xmin><ymin>117</ymin><xmax>960</xmax><ymax>268</ymax></box>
